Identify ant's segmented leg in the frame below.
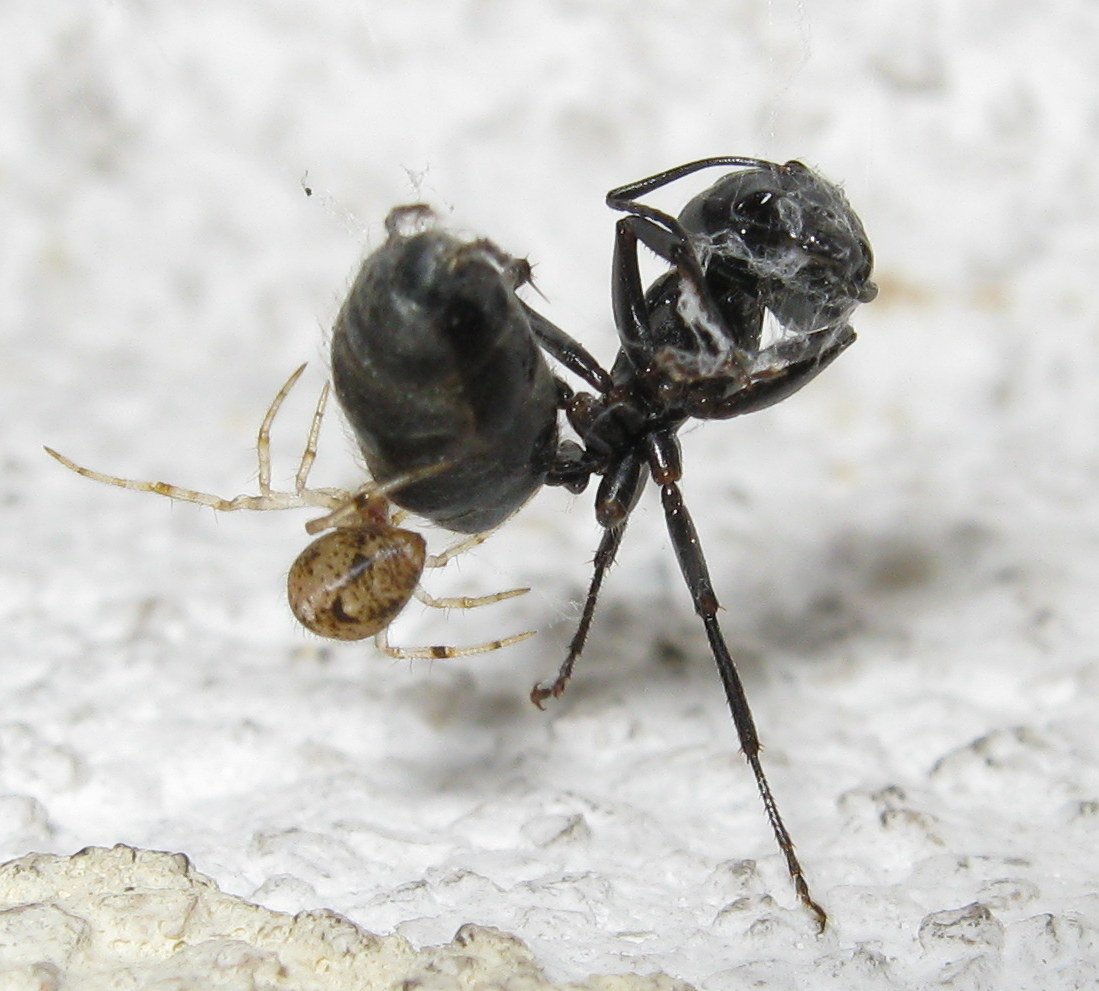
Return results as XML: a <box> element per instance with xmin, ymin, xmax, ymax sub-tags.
<box><xmin>529</xmin><ymin>522</ymin><xmax>625</xmax><ymax>708</ymax></box>
<box><xmin>532</xmin><ymin>446</ymin><xmax>645</xmax><ymax>708</ymax></box>
<box><xmin>612</xmin><ymin>214</ymin><xmax>739</xmax><ymax>369</ymax></box>
<box><xmin>662</xmin><ymin>478</ymin><xmax>826</xmax><ymax>931</ymax></box>
<box><xmin>522</xmin><ymin>303</ymin><xmax>612</xmax><ymax>393</ymax></box>
<box><xmin>647</xmin><ymin>430</ymin><xmax>826</xmax><ymax>931</ymax></box>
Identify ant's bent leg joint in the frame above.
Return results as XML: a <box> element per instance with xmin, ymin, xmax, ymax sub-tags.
<box><xmin>594</xmin><ymin>451</ymin><xmax>645</xmax><ymax>529</ymax></box>
<box><xmin>645</xmin><ymin>429</ymin><xmax>683</xmax><ymax>487</ymax></box>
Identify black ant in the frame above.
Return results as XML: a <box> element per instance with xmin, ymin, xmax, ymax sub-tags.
<box><xmin>333</xmin><ymin>160</ymin><xmax>875</xmax><ymax>929</ymax></box>
<box><xmin>542</xmin><ymin>156</ymin><xmax>876</xmax><ymax>929</ymax></box>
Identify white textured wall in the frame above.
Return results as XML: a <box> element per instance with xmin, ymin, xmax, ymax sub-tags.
<box><xmin>4</xmin><ymin>1</ymin><xmax>1098</xmax><ymax>988</ymax></box>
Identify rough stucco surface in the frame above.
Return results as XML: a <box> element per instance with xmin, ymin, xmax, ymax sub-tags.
<box><xmin>4</xmin><ymin>1</ymin><xmax>1099</xmax><ymax>989</ymax></box>
<box><xmin>0</xmin><ymin>845</ymin><xmax>691</xmax><ymax>990</ymax></box>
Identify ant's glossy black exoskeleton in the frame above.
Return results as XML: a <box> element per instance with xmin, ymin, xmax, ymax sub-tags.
<box><xmin>541</xmin><ymin>156</ymin><xmax>876</xmax><ymax>929</ymax></box>
<box><xmin>334</xmin><ymin>160</ymin><xmax>875</xmax><ymax>929</ymax></box>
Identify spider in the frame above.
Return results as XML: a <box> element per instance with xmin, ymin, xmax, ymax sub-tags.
<box><xmin>45</xmin><ymin>364</ymin><xmax>534</xmax><ymax>659</ymax></box>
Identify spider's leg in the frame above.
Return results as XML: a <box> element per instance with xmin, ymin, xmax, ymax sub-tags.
<box><xmin>257</xmin><ymin>363</ymin><xmax>308</xmax><ymax>495</ymax></box>
<box><xmin>373</xmin><ymin>626</ymin><xmax>535</xmax><ymax>660</ymax></box>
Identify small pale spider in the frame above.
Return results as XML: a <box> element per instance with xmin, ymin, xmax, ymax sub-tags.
<box><xmin>45</xmin><ymin>365</ymin><xmax>534</xmax><ymax>659</ymax></box>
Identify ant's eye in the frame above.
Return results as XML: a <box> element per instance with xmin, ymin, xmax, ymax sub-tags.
<box><xmin>734</xmin><ymin>189</ymin><xmax>779</xmax><ymax>227</ymax></box>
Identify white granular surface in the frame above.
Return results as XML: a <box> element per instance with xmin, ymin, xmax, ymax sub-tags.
<box><xmin>4</xmin><ymin>2</ymin><xmax>1098</xmax><ymax>989</ymax></box>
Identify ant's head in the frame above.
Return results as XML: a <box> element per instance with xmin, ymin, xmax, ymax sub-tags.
<box><xmin>680</xmin><ymin>160</ymin><xmax>877</xmax><ymax>338</ymax></box>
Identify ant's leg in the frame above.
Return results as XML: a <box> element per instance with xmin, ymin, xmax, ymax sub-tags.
<box><xmin>530</xmin><ymin>523</ymin><xmax>625</xmax><ymax>709</ymax></box>
<box><xmin>612</xmin><ymin>215</ymin><xmax>737</xmax><ymax>372</ymax></box>
<box><xmin>545</xmin><ymin>440</ymin><xmax>593</xmax><ymax>494</ymax></box>
<box><xmin>531</xmin><ymin>450</ymin><xmax>644</xmax><ymax>708</ymax></box>
<box><xmin>522</xmin><ymin>303</ymin><xmax>612</xmax><ymax>393</ymax></box>
<box><xmin>542</xmin><ymin>379</ymin><xmax>602</xmax><ymax>495</ymax></box>
<box><xmin>610</xmin><ymin>215</ymin><xmax>659</xmax><ymax>362</ymax></box>
<box><xmin>709</xmin><ymin>326</ymin><xmax>857</xmax><ymax>418</ymax></box>
<box><xmin>647</xmin><ymin>430</ymin><xmax>826</xmax><ymax>931</ymax></box>
<box><xmin>373</xmin><ymin>626</ymin><xmax>535</xmax><ymax>660</ymax></box>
